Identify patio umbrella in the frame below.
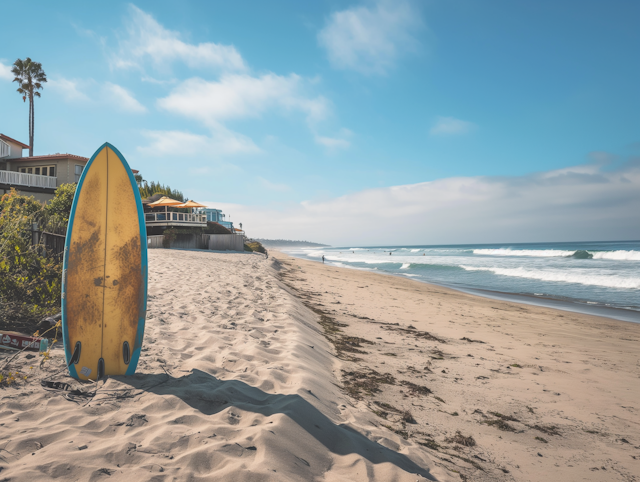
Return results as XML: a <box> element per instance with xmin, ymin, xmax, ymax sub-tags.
<box><xmin>148</xmin><ymin>196</ymin><xmax>184</xmax><ymax>220</ymax></box>
<box><xmin>148</xmin><ymin>196</ymin><xmax>183</xmax><ymax>207</ymax></box>
<box><xmin>174</xmin><ymin>200</ymin><xmax>207</xmax><ymax>209</ymax></box>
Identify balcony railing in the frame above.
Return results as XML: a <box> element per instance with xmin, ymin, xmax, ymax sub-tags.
<box><xmin>145</xmin><ymin>212</ymin><xmax>207</xmax><ymax>225</ymax></box>
<box><xmin>0</xmin><ymin>170</ymin><xmax>57</xmax><ymax>189</ymax></box>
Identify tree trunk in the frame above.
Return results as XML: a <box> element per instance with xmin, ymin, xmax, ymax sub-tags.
<box><xmin>29</xmin><ymin>95</ymin><xmax>34</xmax><ymax>156</ymax></box>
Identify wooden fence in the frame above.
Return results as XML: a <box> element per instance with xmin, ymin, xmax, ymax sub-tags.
<box><xmin>40</xmin><ymin>231</ymin><xmax>66</xmax><ymax>256</ymax></box>
<box><xmin>30</xmin><ymin>224</ymin><xmax>66</xmax><ymax>257</ymax></box>
<box><xmin>207</xmin><ymin>234</ymin><xmax>244</xmax><ymax>251</ymax></box>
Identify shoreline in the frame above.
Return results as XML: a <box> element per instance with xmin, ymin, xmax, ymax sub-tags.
<box><xmin>281</xmin><ymin>249</ymin><xmax>640</xmax><ymax>324</ymax></box>
<box><xmin>272</xmin><ymin>249</ymin><xmax>640</xmax><ymax>481</ymax></box>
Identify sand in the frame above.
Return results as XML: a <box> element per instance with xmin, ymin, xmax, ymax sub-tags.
<box><xmin>0</xmin><ymin>249</ymin><xmax>638</xmax><ymax>481</ymax></box>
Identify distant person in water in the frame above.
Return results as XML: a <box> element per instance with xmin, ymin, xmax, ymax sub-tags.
<box><xmin>322</xmin><ymin>255</ymin><xmax>325</xmax><ymax>263</ymax></box>
<box><xmin>389</xmin><ymin>252</ymin><xmax>392</xmax><ymax>255</ymax></box>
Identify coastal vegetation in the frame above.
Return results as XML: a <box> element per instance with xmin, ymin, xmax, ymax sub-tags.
<box><xmin>0</xmin><ymin>185</ymin><xmax>75</xmax><ymax>331</ymax></box>
<box><xmin>244</xmin><ymin>241</ymin><xmax>266</xmax><ymax>253</ymax></box>
<box><xmin>137</xmin><ymin>178</ymin><xmax>185</xmax><ymax>202</ymax></box>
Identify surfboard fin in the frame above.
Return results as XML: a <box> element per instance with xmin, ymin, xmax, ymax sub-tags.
<box><xmin>123</xmin><ymin>341</ymin><xmax>130</xmax><ymax>365</ymax></box>
<box><xmin>69</xmin><ymin>341</ymin><xmax>81</xmax><ymax>365</ymax></box>
<box><xmin>97</xmin><ymin>358</ymin><xmax>105</xmax><ymax>380</ymax></box>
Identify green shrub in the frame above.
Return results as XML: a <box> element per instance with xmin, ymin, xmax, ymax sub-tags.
<box><xmin>0</xmin><ymin>187</ymin><xmax>73</xmax><ymax>330</ymax></box>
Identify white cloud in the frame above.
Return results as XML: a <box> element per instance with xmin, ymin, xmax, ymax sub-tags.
<box><xmin>258</xmin><ymin>177</ymin><xmax>290</xmax><ymax>192</ymax></box>
<box><xmin>157</xmin><ymin>74</ymin><xmax>329</xmax><ymax>127</ymax></box>
<box><xmin>202</xmin><ymin>159</ymin><xmax>640</xmax><ymax>245</ymax></box>
<box><xmin>316</xmin><ymin>127</ymin><xmax>353</xmax><ymax>149</ymax></box>
<box><xmin>315</xmin><ymin>135</ymin><xmax>350</xmax><ymax>149</ymax></box>
<box><xmin>318</xmin><ymin>0</ymin><xmax>422</xmax><ymax>75</ymax></box>
<box><xmin>141</xmin><ymin>75</ymin><xmax>177</xmax><ymax>85</ymax></box>
<box><xmin>103</xmin><ymin>82</ymin><xmax>146</xmax><ymax>113</ymax></box>
<box><xmin>138</xmin><ymin>129</ymin><xmax>259</xmax><ymax>157</ymax></box>
<box><xmin>430</xmin><ymin>117</ymin><xmax>475</xmax><ymax>136</ymax></box>
<box><xmin>112</xmin><ymin>5</ymin><xmax>246</xmax><ymax>73</ymax></box>
<box><xmin>0</xmin><ymin>60</ymin><xmax>14</xmax><ymax>80</ymax></box>
<box><xmin>48</xmin><ymin>77</ymin><xmax>90</xmax><ymax>102</ymax></box>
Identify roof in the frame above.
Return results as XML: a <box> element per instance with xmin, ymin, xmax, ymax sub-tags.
<box><xmin>10</xmin><ymin>153</ymin><xmax>89</xmax><ymax>162</ymax></box>
<box><xmin>0</xmin><ymin>134</ymin><xmax>29</xmax><ymax>149</ymax></box>
<box><xmin>8</xmin><ymin>153</ymin><xmax>138</xmax><ymax>174</ymax></box>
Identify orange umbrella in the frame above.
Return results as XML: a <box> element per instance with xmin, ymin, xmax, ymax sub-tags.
<box><xmin>148</xmin><ymin>196</ymin><xmax>183</xmax><ymax>207</ymax></box>
<box><xmin>148</xmin><ymin>196</ymin><xmax>184</xmax><ymax>220</ymax></box>
<box><xmin>174</xmin><ymin>200</ymin><xmax>207</xmax><ymax>209</ymax></box>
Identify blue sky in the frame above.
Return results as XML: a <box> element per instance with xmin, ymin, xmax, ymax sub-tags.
<box><xmin>1</xmin><ymin>1</ymin><xmax>639</xmax><ymax>244</ymax></box>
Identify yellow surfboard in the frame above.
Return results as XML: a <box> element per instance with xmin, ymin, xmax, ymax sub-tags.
<box><xmin>62</xmin><ymin>143</ymin><xmax>147</xmax><ymax>380</ymax></box>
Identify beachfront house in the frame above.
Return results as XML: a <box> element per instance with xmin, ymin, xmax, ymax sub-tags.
<box><xmin>0</xmin><ymin>133</ymin><xmax>91</xmax><ymax>203</ymax></box>
<box><xmin>142</xmin><ymin>194</ymin><xmax>208</xmax><ymax>235</ymax></box>
<box><xmin>0</xmin><ymin>133</ymin><xmax>143</xmax><ymax>204</ymax></box>
<box><xmin>1</xmin><ymin>132</ymin><xmax>242</xmax><ymax>238</ymax></box>
<box><xmin>200</xmin><ymin>207</ymin><xmax>234</xmax><ymax>231</ymax></box>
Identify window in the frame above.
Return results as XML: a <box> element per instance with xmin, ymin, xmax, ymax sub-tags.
<box><xmin>19</xmin><ymin>165</ymin><xmax>56</xmax><ymax>176</ymax></box>
<box><xmin>74</xmin><ymin>165</ymin><xmax>83</xmax><ymax>182</ymax></box>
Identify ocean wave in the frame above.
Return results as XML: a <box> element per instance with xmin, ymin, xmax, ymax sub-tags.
<box><xmin>400</xmin><ymin>263</ymin><xmax>411</xmax><ymax>269</ymax></box>
<box><xmin>473</xmin><ymin>248</ymin><xmax>576</xmax><ymax>257</ymax></box>
<box><xmin>460</xmin><ymin>265</ymin><xmax>640</xmax><ymax>289</ymax></box>
<box><xmin>590</xmin><ymin>250</ymin><xmax>640</xmax><ymax>261</ymax></box>
<box><xmin>473</xmin><ymin>248</ymin><xmax>640</xmax><ymax>261</ymax></box>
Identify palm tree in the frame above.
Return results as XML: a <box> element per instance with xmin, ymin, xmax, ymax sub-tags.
<box><xmin>11</xmin><ymin>58</ymin><xmax>47</xmax><ymax>157</ymax></box>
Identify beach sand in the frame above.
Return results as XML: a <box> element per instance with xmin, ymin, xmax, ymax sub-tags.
<box><xmin>1</xmin><ymin>249</ymin><xmax>638</xmax><ymax>481</ymax></box>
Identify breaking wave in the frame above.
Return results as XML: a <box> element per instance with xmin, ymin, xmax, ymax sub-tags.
<box><xmin>460</xmin><ymin>265</ymin><xmax>640</xmax><ymax>289</ymax></box>
<box><xmin>473</xmin><ymin>248</ymin><xmax>576</xmax><ymax>257</ymax></box>
<box><xmin>590</xmin><ymin>250</ymin><xmax>640</xmax><ymax>261</ymax></box>
<box><xmin>473</xmin><ymin>248</ymin><xmax>640</xmax><ymax>261</ymax></box>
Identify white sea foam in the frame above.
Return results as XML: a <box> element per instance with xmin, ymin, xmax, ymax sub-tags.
<box><xmin>590</xmin><ymin>250</ymin><xmax>640</xmax><ymax>261</ymax></box>
<box><xmin>473</xmin><ymin>248</ymin><xmax>575</xmax><ymax>257</ymax></box>
<box><xmin>472</xmin><ymin>248</ymin><xmax>640</xmax><ymax>261</ymax></box>
<box><xmin>460</xmin><ymin>265</ymin><xmax>640</xmax><ymax>289</ymax></box>
<box><xmin>400</xmin><ymin>263</ymin><xmax>411</xmax><ymax>269</ymax></box>
<box><xmin>410</xmin><ymin>249</ymin><xmax>421</xmax><ymax>252</ymax></box>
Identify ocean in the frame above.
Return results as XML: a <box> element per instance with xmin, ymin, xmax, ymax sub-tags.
<box><xmin>283</xmin><ymin>240</ymin><xmax>640</xmax><ymax>323</ymax></box>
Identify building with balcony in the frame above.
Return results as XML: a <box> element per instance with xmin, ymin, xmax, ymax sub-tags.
<box><xmin>0</xmin><ymin>133</ymin><xmax>138</xmax><ymax>203</ymax></box>
<box><xmin>0</xmin><ymin>133</ymin><xmax>90</xmax><ymax>203</ymax></box>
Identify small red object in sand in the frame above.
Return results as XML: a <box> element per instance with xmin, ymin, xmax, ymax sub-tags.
<box><xmin>0</xmin><ymin>331</ymin><xmax>43</xmax><ymax>351</ymax></box>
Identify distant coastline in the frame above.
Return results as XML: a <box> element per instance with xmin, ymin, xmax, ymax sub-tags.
<box><xmin>255</xmin><ymin>238</ymin><xmax>329</xmax><ymax>248</ymax></box>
